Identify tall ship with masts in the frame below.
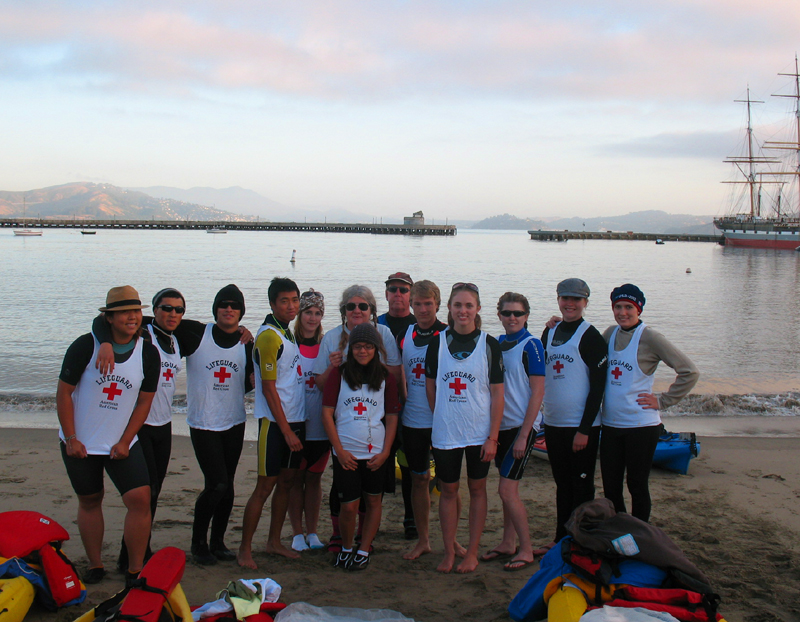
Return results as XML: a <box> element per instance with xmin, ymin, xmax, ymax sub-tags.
<box><xmin>714</xmin><ymin>58</ymin><xmax>800</xmax><ymax>249</ymax></box>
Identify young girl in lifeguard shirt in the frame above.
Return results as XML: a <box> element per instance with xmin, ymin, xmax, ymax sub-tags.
<box><xmin>321</xmin><ymin>322</ymin><xmax>400</xmax><ymax>572</ymax></box>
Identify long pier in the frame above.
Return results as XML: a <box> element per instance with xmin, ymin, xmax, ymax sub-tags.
<box><xmin>1</xmin><ymin>218</ymin><xmax>456</xmax><ymax>236</ymax></box>
<box><xmin>528</xmin><ymin>229</ymin><xmax>721</xmax><ymax>243</ymax></box>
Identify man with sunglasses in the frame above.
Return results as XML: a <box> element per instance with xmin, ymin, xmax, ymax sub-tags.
<box><xmin>377</xmin><ymin>272</ymin><xmax>416</xmax><ymax>339</ymax></box>
<box><xmin>377</xmin><ymin>272</ymin><xmax>418</xmax><ymax>538</ymax></box>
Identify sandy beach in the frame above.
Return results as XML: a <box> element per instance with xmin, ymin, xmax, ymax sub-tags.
<box><xmin>3</xmin><ymin>426</ymin><xmax>800</xmax><ymax>622</ymax></box>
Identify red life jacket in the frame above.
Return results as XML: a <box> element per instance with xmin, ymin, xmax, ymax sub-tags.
<box><xmin>0</xmin><ymin>511</ymin><xmax>83</xmax><ymax>607</ymax></box>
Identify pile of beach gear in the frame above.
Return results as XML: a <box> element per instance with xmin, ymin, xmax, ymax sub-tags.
<box><xmin>0</xmin><ymin>510</ymin><xmax>87</xmax><ymax>622</ymax></box>
<box><xmin>508</xmin><ymin>499</ymin><xmax>724</xmax><ymax>622</ymax></box>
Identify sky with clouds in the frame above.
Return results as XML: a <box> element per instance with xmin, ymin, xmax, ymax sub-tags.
<box><xmin>2</xmin><ymin>0</ymin><xmax>799</xmax><ymax>220</ymax></box>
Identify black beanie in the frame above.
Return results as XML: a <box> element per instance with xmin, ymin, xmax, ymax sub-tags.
<box><xmin>213</xmin><ymin>284</ymin><xmax>246</xmax><ymax>319</ymax></box>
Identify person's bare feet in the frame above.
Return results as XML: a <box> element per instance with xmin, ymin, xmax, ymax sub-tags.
<box><xmin>436</xmin><ymin>552</ymin><xmax>455</xmax><ymax>573</ymax></box>
<box><xmin>237</xmin><ymin>548</ymin><xmax>258</xmax><ymax>570</ymax></box>
<box><xmin>403</xmin><ymin>541</ymin><xmax>432</xmax><ymax>560</ymax></box>
<box><xmin>454</xmin><ymin>541</ymin><xmax>467</xmax><ymax>558</ymax></box>
<box><xmin>265</xmin><ymin>541</ymin><xmax>301</xmax><ymax>559</ymax></box>
<box><xmin>456</xmin><ymin>553</ymin><xmax>479</xmax><ymax>574</ymax></box>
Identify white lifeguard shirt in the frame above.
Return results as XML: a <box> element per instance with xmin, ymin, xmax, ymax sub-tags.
<box><xmin>500</xmin><ymin>335</ymin><xmax>534</xmax><ymax>430</ymax></box>
<box><xmin>401</xmin><ymin>324</ymin><xmax>438</xmax><ymax>429</ymax></box>
<box><xmin>431</xmin><ymin>331</ymin><xmax>492</xmax><ymax>450</ymax></box>
<box><xmin>186</xmin><ymin>323</ymin><xmax>247</xmax><ymax>431</ymax></box>
<box><xmin>60</xmin><ymin>336</ymin><xmax>144</xmax><ymax>454</ymax></box>
<box><xmin>253</xmin><ymin>324</ymin><xmax>305</xmax><ymax>423</ymax></box>
<box><xmin>145</xmin><ymin>324</ymin><xmax>182</xmax><ymax>427</ymax></box>
<box><xmin>603</xmin><ymin>323</ymin><xmax>661</xmax><ymax>428</ymax></box>
<box><xmin>543</xmin><ymin>321</ymin><xmax>599</xmax><ymax>428</ymax></box>
<box><xmin>332</xmin><ymin>378</ymin><xmax>386</xmax><ymax>459</ymax></box>
<box><xmin>299</xmin><ymin>343</ymin><xmax>326</xmax><ymax>441</ymax></box>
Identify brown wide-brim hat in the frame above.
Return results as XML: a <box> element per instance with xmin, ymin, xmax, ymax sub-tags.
<box><xmin>99</xmin><ymin>285</ymin><xmax>149</xmax><ymax>312</ymax></box>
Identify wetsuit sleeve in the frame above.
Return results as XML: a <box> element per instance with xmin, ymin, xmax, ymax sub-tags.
<box><xmin>541</xmin><ymin>327</ymin><xmax>550</xmax><ymax>354</ymax></box>
<box><xmin>380</xmin><ymin>325</ymin><xmax>402</xmax><ymax>366</ymax></box>
<box><xmin>172</xmin><ymin>319</ymin><xmax>206</xmax><ymax>356</ymax></box>
<box><xmin>244</xmin><ymin>342</ymin><xmax>255</xmax><ymax>393</ymax></box>
<box><xmin>424</xmin><ymin>334</ymin><xmax>441</xmax><ymax>379</ymax></box>
<box><xmin>523</xmin><ymin>338</ymin><xmax>546</xmax><ymax>376</ymax></box>
<box><xmin>322</xmin><ymin>366</ymin><xmax>343</xmax><ymax>408</ymax></box>
<box><xmin>384</xmin><ymin>375</ymin><xmax>401</xmax><ymax>414</ymax></box>
<box><xmin>91</xmin><ymin>314</ymin><xmax>112</xmax><ymax>343</ymax></box>
<box><xmin>91</xmin><ymin>315</ymin><xmax>155</xmax><ymax>344</ymax></box>
<box><xmin>254</xmin><ymin>329</ymin><xmax>283</xmax><ymax>382</ymax></box>
<box><xmin>140</xmin><ymin>342</ymin><xmax>161</xmax><ymax>392</ymax></box>
<box><xmin>577</xmin><ymin>325</ymin><xmax>608</xmax><ymax>435</ymax></box>
<box><xmin>485</xmin><ymin>335</ymin><xmax>504</xmax><ymax>384</ymax></box>
<box><xmin>639</xmin><ymin>328</ymin><xmax>699</xmax><ymax>409</ymax></box>
<box><xmin>59</xmin><ymin>334</ymin><xmax>95</xmax><ymax>385</ymax></box>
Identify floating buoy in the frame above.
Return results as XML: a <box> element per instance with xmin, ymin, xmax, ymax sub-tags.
<box><xmin>686</xmin><ymin>268</ymin><xmax>692</xmax><ymax>273</ymax></box>
<box><xmin>290</xmin><ymin>249</ymin><xmax>296</xmax><ymax>263</ymax></box>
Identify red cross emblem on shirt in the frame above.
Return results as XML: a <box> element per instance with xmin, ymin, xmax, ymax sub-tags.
<box><xmin>611</xmin><ymin>366</ymin><xmax>623</xmax><ymax>380</ymax></box>
<box><xmin>162</xmin><ymin>368</ymin><xmax>174</xmax><ymax>382</ymax></box>
<box><xmin>214</xmin><ymin>367</ymin><xmax>232</xmax><ymax>383</ymax></box>
<box><xmin>412</xmin><ymin>364</ymin><xmax>425</xmax><ymax>379</ymax></box>
<box><xmin>102</xmin><ymin>382</ymin><xmax>123</xmax><ymax>401</ymax></box>
<box><xmin>306</xmin><ymin>376</ymin><xmax>316</xmax><ymax>389</ymax></box>
<box><xmin>353</xmin><ymin>402</ymin><xmax>367</xmax><ymax>416</ymax></box>
<box><xmin>449</xmin><ymin>378</ymin><xmax>467</xmax><ymax>395</ymax></box>
<box><xmin>553</xmin><ymin>361</ymin><xmax>564</xmax><ymax>374</ymax></box>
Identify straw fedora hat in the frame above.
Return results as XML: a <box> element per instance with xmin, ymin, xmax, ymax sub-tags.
<box><xmin>98</xmin><ymin>286</ymin><xmax>149</xmax><ymax>312</ymax></box>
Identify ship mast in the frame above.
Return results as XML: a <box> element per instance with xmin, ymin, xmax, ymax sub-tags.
<box><xmin>764</xmin><ymin>54</ymin><xmax>800</xmax><ymax>218</ymax></box>
<box><xmin>724</xmin><ymin>89</ymin><xmax>770</xmax><ymax>218</ymax></box>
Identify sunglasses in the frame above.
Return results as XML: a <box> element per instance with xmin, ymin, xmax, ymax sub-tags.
<box><xmin>345</xmin><ymin>302</ymin><xmax>371</xmax><ymax>312</ymax></box>
<box><xmin>351</xmin><ymin>343</ymin><xmax>376</xmax><ymax>352</ymax></box>
<box><xmin>452</xmin><ymin>282</ymin><xmax>479</xmax><ymax>293</ymax></box>
<box><xmin>157</xmin><ymin>304</ymin><xmax>186</xmax><ymax>314</ymax></box>
<box><xmin>301</xmin><ymin>291</ymin><xmax>323</xmax><ymax>300</ymax></box>
<box><xmin>219</xmin><ymin>301</ymin><xmax>243</xmax><ymax>310</ymax></box>
<box><xmin>499</xmin><ymin>310</ymin><xmax>527</xmax><ymax>318</ymax></box>
<box><xmin>387</xmin><ymin>286</ymin><xmax>410</xmax><ymax>294</ymax></box>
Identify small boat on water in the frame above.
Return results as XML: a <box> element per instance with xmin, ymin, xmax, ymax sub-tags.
<box><xmin>12</xmin><ymin>199</ymin><xmax>42</xmax><ymax>236</ymax></box>
<box><xmin>80</xmin><ymin>231</ymin><xmax>96</xmax><ymax>235</ymax></box>
<box><xmin>206</xmin><ymin>228</ymin><xmax>227</xmax><ymax>234</ymax></box>
<box><xmin>655</xmin><ymin>239</ymin><xmax>665</xmax><ymax>245</ymax></box>
<box><xmin>531</xmin><ymin>429</ymin><xmax>700</xmax><ymax>475</ymax></box>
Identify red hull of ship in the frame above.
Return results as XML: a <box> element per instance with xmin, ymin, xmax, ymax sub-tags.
<box><xmin>723</xmin><ymin>236</ymin><xmax>800</xmax><ymax>250</ymax></box>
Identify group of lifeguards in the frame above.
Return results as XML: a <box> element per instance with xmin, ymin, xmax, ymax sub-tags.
<box><xmin>56</xmin><ymin>273</ymin><xmax>698</xmax><ymax>582</ymax></box>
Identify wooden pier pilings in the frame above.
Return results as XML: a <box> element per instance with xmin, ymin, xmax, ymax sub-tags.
<box><xmin>1</xmin><ymin>219</ymin><xmax>457</xmax><ymax>236</ymax></box>
<box><xmin>528</xmin><ymin>230</ymin><xmax>721</xmax><ymax>243</ymax></box>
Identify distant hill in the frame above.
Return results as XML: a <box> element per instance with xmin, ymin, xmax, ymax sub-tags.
<box><xmin>545</xmin><ymin>210</ymin><xmax>715</xmax><ymax>234</ymax></box>
<box><xmin>130</xmin><ymin>185</ymin><xmax>285</xmax><ymax>218</ymax></box>
<box><xmin>131</xmin><ymin>185</ymin><xmax>379</xmax><ymax>223</ymax></box>
<box><xmin>471</xmin><ymin>213</ymin><xmax>547</xmax><ymax>230</ymax></box>
<box><xmin>0</xmin><ymin>182</ymin><xmax>240</xmax><ymax>221</ymax></box>
<box><xmin>473</xmin><ymin>210</ymin><xmax>715</xmax><ymax>234</ymax></box>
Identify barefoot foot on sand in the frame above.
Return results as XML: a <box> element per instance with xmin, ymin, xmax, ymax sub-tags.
<box><xmin>454</xmin><ymin>541</ymin><xmax>467</xmax><ymax>558</ymax></box>
<box><xmin>403</xmin><ymin>541</ymin><xmax>432</xmax><ymax>560</ymax></box>
<box><xmin>237</xmin><ymin>549</ymin><xmax>258</xmax><ymax>570</ymax></box>
<box><xmin>456</xmin><ymin>554</ymin><xmax>479</xmax><ymax>574</ymax></box>
<box><xmin>436</xmin><ymin>553</ymin><xmax>455</xmax><ymax>573</ymax></box>
<box><xmin>265</xmin><ymin>542</ymin><xmax>301</xmax><ymax>559</ymax></box>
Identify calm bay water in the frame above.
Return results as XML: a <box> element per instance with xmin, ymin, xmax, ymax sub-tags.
<box><xmin>2</xmin><ymin>228</ymin><xmax>799</xmax><ymax>401</ymax></box>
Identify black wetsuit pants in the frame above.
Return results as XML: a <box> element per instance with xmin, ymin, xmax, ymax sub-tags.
<box><xmin>544</xmin><ymin>424</ymin><xmax>600</xmax><ymax>542</ymax></box>
<box><xmin>190</xmin><ymin>422</ymin><xmax>245</xmax><ymax>547</ymax></box>
<box><xmin>600</xmin><ymin>424</ymin><xmax>661</xmax><ymax>522</ymax></box>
